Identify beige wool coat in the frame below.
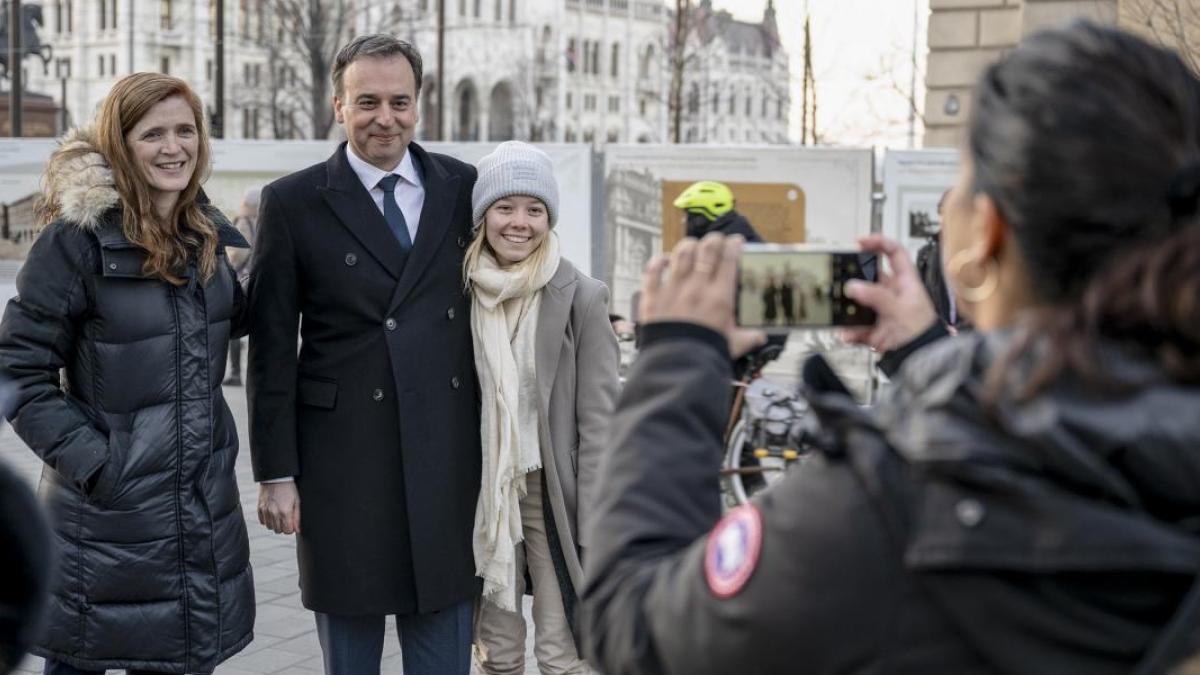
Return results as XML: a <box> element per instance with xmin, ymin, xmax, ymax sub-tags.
<box><xmin>533</xmin><ymin>257</ymin><xmax>620</xmax><ymax>594</ymax></box>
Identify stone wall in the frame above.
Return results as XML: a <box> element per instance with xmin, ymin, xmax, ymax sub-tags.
<box><xmin>923</xmin><ymin>0</ymin><xmax>1121</xmax><ymax>148</ymax></box>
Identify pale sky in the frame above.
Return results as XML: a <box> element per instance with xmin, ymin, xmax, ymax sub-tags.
<box><xmin>714</xmin><ymin>0</ymin><xmax>930</xmax><ymax>148</ymax></box>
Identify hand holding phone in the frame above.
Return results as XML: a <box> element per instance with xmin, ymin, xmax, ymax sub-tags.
<box><xmin>640</xmin><ymin>233</ymin><xmax>768</xmax><ymax>358</ymax></box>
<box><xmin>737</xmin><ymin>244</ymin><xmax>878</xmax><ymax>331</ymax></box>
<box><xmin>841</xmin><ymin>235</ymin><xmax>941</xmax><ymax>352</ymax></box>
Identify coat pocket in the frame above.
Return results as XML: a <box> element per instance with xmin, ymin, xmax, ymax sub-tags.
<box><xmin>88</xmin><ymin>429</ymin><xmax>128</xmax><ymax>508</ymax></box>
<box><xmin>298</xmin><ymin>375</ymin><xmax>338</xmax><ymax>409</ymax></box>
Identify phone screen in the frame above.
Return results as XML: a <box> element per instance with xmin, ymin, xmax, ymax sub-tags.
<box><xmin>737</xmin><ymin>245</ymin><xmax>877</xmax><ymax>330</ymax></box>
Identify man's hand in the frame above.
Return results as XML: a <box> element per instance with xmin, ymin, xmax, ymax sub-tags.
<box><xmin>842</xmin><ymin>234</ymin><xmax>940</xmax><ymax>353</ymax></box>
<box><xmin>258</xmin><ymin>481</ymin><xmax>301</xmax><ymax>535</ymax></box>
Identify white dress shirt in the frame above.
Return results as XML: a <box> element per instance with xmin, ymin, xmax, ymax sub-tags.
<box><xmin>344</xmin><ymin>144</ymin><xmax>426</xmax><ymax>245</ymax></box>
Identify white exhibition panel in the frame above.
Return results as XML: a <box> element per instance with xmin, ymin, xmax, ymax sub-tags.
<box><xmin>881</xmin><ymin>148</ymin><xmax>960</xmax><ymax>258</ymax></box>
<box><xmin>601</xmin><ymin>143</ymin><xmax>874</xmax><ymax>318</ymax></box>
<box><xmin>206</xmin><ymin>140</ymin><xmax>597</xmax><ymax>277</ymax></box>
<box><xmin>0</xmin><ymin>138</ymin><xmax>596</xmax><ymax>276</ymax></box>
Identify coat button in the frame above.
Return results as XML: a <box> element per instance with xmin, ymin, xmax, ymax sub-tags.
<box><xmin>446</xmin><ymin>307</ymin><xmax>456</xmax><ymax>320</ymax></box>
<box><xmin>955</xmin><ymin>499</ymin><xmax>985</xmax><ymax>528</ymax></box>
<box><xmin>384</xmin><ymin>318</ymin><xmax>397</xmax><ymax>330</ymax></box>
<box><xmin>345</xmin><ymin>253</ymin><xmax>358</xmax><ymax>266</ymax></box>
<box><xmin>108</xmin><ymin>262</ymin><xmax>118</xmax><ymax>270</ymax></box>
<box><xmin>451</xmin><ymin>377</ymin><xmax>461</xmax><ymax>389</ymax></box>
<box><xmin>372</xmin><ymin>388</ymin><xmax>384</xmax><ymax>401</ymax></box>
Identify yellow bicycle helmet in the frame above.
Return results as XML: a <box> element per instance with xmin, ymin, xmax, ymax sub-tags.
<box><xmin>672</xmin><ymin>181</ymin><xmax>735</xmax><ymax>222</ymax></box>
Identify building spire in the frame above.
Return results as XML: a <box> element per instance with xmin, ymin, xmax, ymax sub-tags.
<box><xmin>763</xmin><ymin>0</ymin><xmax>779</xmax><ymax>44</ymax></box>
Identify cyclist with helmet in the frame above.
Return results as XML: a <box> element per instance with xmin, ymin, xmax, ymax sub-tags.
<box><xmin>673</xmin><ymin>181</ymin><xmax>762</xmax><ymax>242</ymax></box>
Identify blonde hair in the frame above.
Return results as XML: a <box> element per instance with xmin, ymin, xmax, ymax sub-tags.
<box><xmin>89</xmin><ymin>73</ymin><xmax>217</xmax><ymax>285</ymax></box>
<box><xmin>462</xmin><ymin>199</ymin><xmax>555</xmax><ymax>293</ymax></box>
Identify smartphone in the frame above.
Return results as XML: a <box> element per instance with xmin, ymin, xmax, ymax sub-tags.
<box><xmin>737</xmin><ymin>244</ymin><xmax>877</xmax><ymax>330</ymax></box>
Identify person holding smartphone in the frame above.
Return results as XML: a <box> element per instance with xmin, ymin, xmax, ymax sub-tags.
<box><xmin>582</xmin><ymin>22</ymin><xmax>1200</xmax><ymax>674</ymax></box>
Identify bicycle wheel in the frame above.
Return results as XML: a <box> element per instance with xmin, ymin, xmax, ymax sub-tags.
<box><xmin>721</xmin><ymin>419</ymin><xmax>753</xmax><ymax>506</ymax></box>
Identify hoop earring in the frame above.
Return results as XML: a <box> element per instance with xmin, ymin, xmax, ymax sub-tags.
<box><xmin>947</xmin><ymin>249</ymin><xmax>999</xmax><ymax>304</ymax></box>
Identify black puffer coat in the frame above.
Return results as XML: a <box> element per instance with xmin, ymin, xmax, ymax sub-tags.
<box><xmin>0</xmin><ymin>130</ymin><xmax>254</xmax><ymax>674</ymax></box>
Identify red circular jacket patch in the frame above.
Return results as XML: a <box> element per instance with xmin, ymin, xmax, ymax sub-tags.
<box><xmin>704</xmin><ymin>504</ymin><xmax>763</xmax><ymax>599</ymax></box>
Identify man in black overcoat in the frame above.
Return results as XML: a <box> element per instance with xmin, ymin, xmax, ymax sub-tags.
<box><xmin>247</xmin><ymin>34</ymin><xmax>480</xmax><ymax>675</ymax></box>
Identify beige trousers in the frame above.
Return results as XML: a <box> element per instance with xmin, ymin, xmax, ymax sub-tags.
<box><xmin>475</xmin><ymin>471</ymin><xmax>591</xmax><ymax>675</ymax></box>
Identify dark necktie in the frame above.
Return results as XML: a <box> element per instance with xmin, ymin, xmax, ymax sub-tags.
<box><xmin>376</xmin><ymin>174</ymin><xmax>413</xmax><ymax>252</ymax></box>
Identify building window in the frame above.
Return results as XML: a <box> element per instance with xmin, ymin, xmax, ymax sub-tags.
<box><xmin>592</xmin><ymin>42</ymin><xmax>600</xmax><ymax>75</ymax></box>
<box><xmin>607</xmin><ymin>129</ymin><xmax>618</xmax><ymax>143</ymax></box>
<box><xmin>567</xmin><ymin>39</ymin><xmax>576</xmax><ymax>73</ymax></box>
<box><xmin>777</xmin><ymin>99</ymin><xmax>783</xmax><ymax>120</ymax></box>
<box><xmin>111</xmin><ymin>0</ymin><xmax>118</xmax><ymax>29</ymax></box>
<box><xmin>609</xmin><ymin>95</ymin><xmax>620</xmax><ymax>113</ymax></box>
<box><xmin>206</xmin><ymin>59</ymin><xmax>213</xmax><ymax>81</ymax></box>
<box><xmin>687</xmin><ymin>83</ymin><xmax>699</xmax><ymax>114</ymax></box>
<box><xmin>611</xmin><ymin>43</ymin><xmax>619</xmax><ymax>78</ymax></box>
<box><xmin>54</xmin><ymin>1</ymin><xmax>62</xmax><ymax>33</ymax></box>
<box><xmin>566</xmin><ymin>92</ymin><xmax>572</xmax><ymax>110</ymax></box>
<box><xmin>473</xmin><ymin>0</ymin><xmax>481</xmax><ymax>18</ymax></box>
<box><xmin>239</xmin><ymin>0</ymin><xmax>250</xmax><ymax>37</ymax></box>
<box><xmin>243</xmin><ymin>109</ymin><xmax>250</xmax><ymax>138</ymax></box>
<box><xmin>494</xmin><ymin>0</ymin><xmax>501</xmax><ymax>21</ymax></box>
<box><xmin>729</xmin><ymin>93</ymin><xmax>735</xmax><ymax>116</ymax></box>
<box><xmin>712</xmin><ymin>91</ymin><xmax>719</xmax><ymax>113</ymax></box>
<box><xmin>509</xmin><ymin>0</ymin><xmax>516</xmax><ymax>23</ymax></box>
<box><xmin>581</xmin><ymin>40</ymin><xmax>590</xmax><ymax>74</ymax></box>
<box><xmin>745</xmin><ymin>95</ymin><xmax>751</xmax><ymax>117</ymax></box>
<box><xmin>110</xmin><ymin>54</ymin><xmax>116</xmax><ymax>75</ymax></box>
<box><xmin>99</xmin><ymin>0</ymin><xmax>107</xmax><ymax>30</ymax></box>
<box><xmin>160</xmin><ymin>57</ymin><xmax>169</xmax><ymax>75</ymax></box>
<box><xmin>160</xmin><ymin>0</ymin><xmax>172</xmax><ymax>30</ymax></box>
<box><xmin>639</xmin><ymin>45</ymin><xmax>653</xmax><ymax>79</ymax></box>
<box><xmin>98</xmin><ymin>55</ymin><xmax>104</xmax><ymax>76</ymax></box>
<box><xmin>639</xmin><ymin>98</ymin><xmax>646</xmax><ymax>116</ymax></box>
<box><xmin>762</xmin><ymin>94</ymin><xmax>768</xmax><ymax>118</ymax></box>
<box><xmin>458</xmin><ymin>0</ymin><xmax>466</xmax><ymax>16</ymax></box>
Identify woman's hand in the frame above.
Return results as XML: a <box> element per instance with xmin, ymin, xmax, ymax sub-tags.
<box><xmin>639</xmin><ymin>233</ymin><xmax>766</xmax><ymax>358</ymax></box>
<box><xmin>842</xmin><ymin>235</ymin><xmax>940</xmax><ymax>353</ymax></box>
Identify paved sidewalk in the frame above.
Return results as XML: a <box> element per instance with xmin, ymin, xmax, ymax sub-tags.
<box><xmin>2</xmin><ymin>379</ymin><xmax>541</xmax><ymax>675</ymax></box>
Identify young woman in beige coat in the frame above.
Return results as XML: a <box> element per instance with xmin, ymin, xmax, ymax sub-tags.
<box><xmin>464</xmin><ymin>141</ymin><xmax>619</xmax><ymax>675</ymax></box>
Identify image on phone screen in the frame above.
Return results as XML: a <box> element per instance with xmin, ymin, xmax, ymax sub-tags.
<box><xmin>737</xmin><ymin>246</ymin><xmax>877</xmax><ymax>330</ymax></box>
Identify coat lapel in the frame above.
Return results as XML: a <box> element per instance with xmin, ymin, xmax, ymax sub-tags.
<box><xmin>317</xmin><ymin>143</ymin><xmax>407</xmax><ymax>281</ymax></box>
<box><xmin>535</xmin><ymin>259</ymin><xmax>577</xmax><ymax>413</ymax></box>
<box><xmin>388</xmin><ymin>142</ymin><xmax>459</xmax><ymax>312</ymax></box>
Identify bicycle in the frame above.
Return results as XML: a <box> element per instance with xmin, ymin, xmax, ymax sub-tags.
<box><xmin>719</xmin><ymin>343</ymin><xmax>818</xmax><ymax>507</ymax></box>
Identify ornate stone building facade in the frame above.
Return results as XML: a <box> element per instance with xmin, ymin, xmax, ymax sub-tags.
<box><xmin>22</xmin><ymin>0</ymin><xmax>790</xmax><ymax>145</ymax></box>
<box><xmin>680</xmin><ymin>0</ymin><xmax>790</xmax><ymax>145</ymax></box>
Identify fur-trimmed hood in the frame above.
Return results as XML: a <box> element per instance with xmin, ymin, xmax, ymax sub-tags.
<box><xmin>41</xmin><ymin>126</ymin><xmax>120</xmax><ymax>229</ymax></box>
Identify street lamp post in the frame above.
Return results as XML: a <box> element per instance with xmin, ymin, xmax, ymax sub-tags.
<box><xmin>8</xmin><ymin>0</ymin><xmax>22</xmax><ymax>137</ymax></box>
<box><xmin>437</xmin><ymin>0</ymin><xmax>445</xmax><ymax>140</ymax></box>
<box><xmin>213</xmin><ymin>0</ymin><xmax>225</xmax><ymax>138</ymax></box>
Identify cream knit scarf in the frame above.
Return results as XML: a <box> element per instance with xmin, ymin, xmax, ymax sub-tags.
<box><xmin>468</xmin><ymin>233</ymin><xmax>561</xmax><ymax>611</ymax></box>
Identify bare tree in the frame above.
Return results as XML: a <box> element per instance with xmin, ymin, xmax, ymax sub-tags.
<box><xmin>1123</xmin><ymin>0</ymin><xmax>1200</xmax><ymax>73</ymax></box>
<box><xmin>667</xmin><ymin>0</ymin><xmax>693</xmax><ymax>143</ymax></box>
<box><xmin>253</xmin><ymin>0</ymin><xmax>406</xmax><ymax>139</ymax></box>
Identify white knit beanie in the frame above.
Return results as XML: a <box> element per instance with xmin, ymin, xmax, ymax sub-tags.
<box><xmin>471</xmin><ymin>141</ymin><xmax>559</xmax><ymax>230</ymax></box>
